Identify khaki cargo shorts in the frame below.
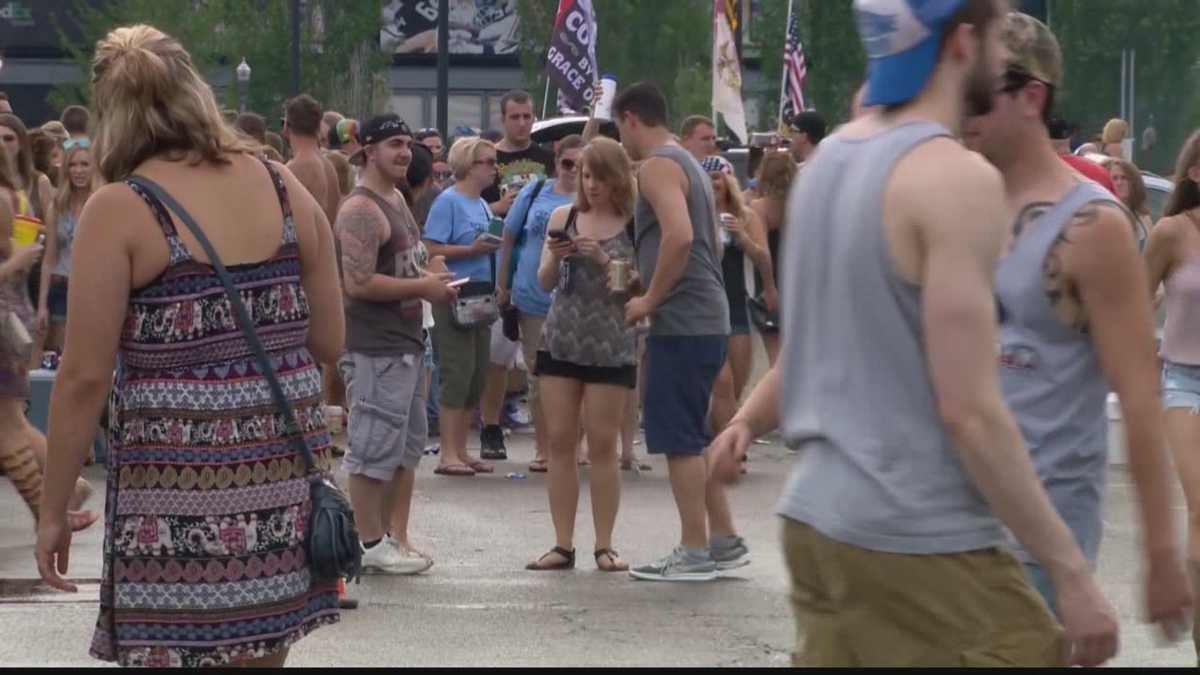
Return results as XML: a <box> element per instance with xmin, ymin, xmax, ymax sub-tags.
<box><xmin>782</xmin><ymin>518</ymin><xmax>1065</xmax><ymax>667</ymax></box>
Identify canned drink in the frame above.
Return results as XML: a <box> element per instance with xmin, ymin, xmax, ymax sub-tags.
<box><xmin>594</xmin><ymin>74</ymin><xmax>618</xmax><ymax>121</ymax></box>
<box><xmin>608</xmin><ymin>259</ymin><xmax>631</xmax><ymax>293</ymax></box>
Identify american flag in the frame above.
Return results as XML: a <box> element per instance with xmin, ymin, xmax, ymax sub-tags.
<box><xmin>779</xmin><ymin>0</ymin><xmax>808</xmax><ymax>125</ymax></box>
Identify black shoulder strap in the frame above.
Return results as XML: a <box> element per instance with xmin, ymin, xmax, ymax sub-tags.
<box><xmin>125</xmin><ymin>175</ymin><xmax>319</xmax><ymax>477</ymax></box>
<box><xmin>565</xmin><ymin>206</ymin><xmax>580</xmax><ymax>236</ymax></box>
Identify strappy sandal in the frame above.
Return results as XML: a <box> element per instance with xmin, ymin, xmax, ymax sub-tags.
<box><xmin>594</xmin><ymin>548</ymin><xmax>629</xmax><ymax>572</ymax></box>
<box><xmin>620</xmin><ymin>459</ymin><xmax>651</xmax><ymax>472</ymax></box>
<box><xmin>525</xmin><ymin>546</ymin><xmax>576</xmax><ymax>571</ymax></box>
<box><xmin>528</xmin><ymin>459</ymin><xmax>549</xmax><ymax>473</ymax></box>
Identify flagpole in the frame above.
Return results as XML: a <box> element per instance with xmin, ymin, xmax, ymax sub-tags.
<box><xmin>542</xmin><ymin>77</ymin><xmax>551</xmax><ymax>119</ymax></box>
<box><xmin>777</xmin><ymin>0</ymin><xmax>794</xmax><ymax>131</ymax></box>
<box><xmin>712</xmin><ymin>0</ymin><xmax>719</xmax><ymax>138</ymax></box>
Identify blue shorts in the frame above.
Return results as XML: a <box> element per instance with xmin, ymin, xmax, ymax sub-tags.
<box><xmin>1163</xmin><ymin>361</ymin><xmax>1200</xmax><ymax>411</ymax></box>
<box><xmin>643</xmin><ymin>335</ymin><xmax>727</xmax><ymax>457</ymax></box>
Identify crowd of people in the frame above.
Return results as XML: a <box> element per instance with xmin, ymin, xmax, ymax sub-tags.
<box><xmin>4</xmin><ymin>0</ymin><xmax>1200</xmax><ymax>667</ymax></box>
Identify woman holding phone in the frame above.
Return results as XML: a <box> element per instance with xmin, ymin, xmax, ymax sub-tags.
<box><xmin>423</xmin><ymin>136</ymin><xmax>503</xmax><ymax>477</ymax></box>
<box><xmin>526</xmin><ymin>138</ymin><xmax>637</xmax><ymax>572</ymax></box>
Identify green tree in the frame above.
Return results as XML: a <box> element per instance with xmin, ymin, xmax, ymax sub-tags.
<box><xmin>53</xmin><ymin>0</ymin><xmax>389</xmax><ymax>125</ymax></box>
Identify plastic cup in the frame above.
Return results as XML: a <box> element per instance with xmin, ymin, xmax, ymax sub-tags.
<box><xmin>594</xmin><ymin>75</ymin><xmax>618</xmax><ymax>121</ymax></box>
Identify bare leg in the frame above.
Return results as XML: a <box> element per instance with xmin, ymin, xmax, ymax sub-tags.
<box><xmin>480</xmin><ymin>364</ymin><xmax>508</xmax><ymax>427</ymax></box>
<box><xmin>727</xmin><ymin>334</ymin><xmax>753</xmax><ymax>401</ymax></box>
<box><xmin>704</xmin><ymin>445</ymin><xmax>738</xmax><ymax>539</ymax></box>
<box><xmin>535</xmin><ymin>375</ymin><xmax>583</xmax><ymax>564</ymax></box>
<box><xmin>761</xmin><ymin>332</ymin><xmax>781</xmax><ymax>369</ymax></box>
<box><xmin>348</xmin><ymin>473</ymin><xmax>390</xmax><ymax>543</ymax></box>
<box><xmin>620</xmin><ymin>388</ymin><xmax>639</xmax><ymax>463</ymax></box>
<box><xmin>583</xmin><ymin>384</ymin><xmax>626</xmax><ymax>559</ymax></box>
<box><xmin>438</xmin><ymin>408</ymin><xmax>471</xmax><ymax>468</ymax></box>
<box><xmin>1164</xmin><ymin>408</ymin><xmax>1200</xmax><ymax>657</ymax></box>
<box><xmin>387</xmin><ymin>468</ymin><xmax>419</xmax><ymax>551</ymax></box>
<box><xmin>666</xmin><ymin>455</ymin><xmax>709</xmax><ymax>550</ymax></box>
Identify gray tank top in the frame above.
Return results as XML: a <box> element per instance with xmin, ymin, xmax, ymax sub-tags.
<box><xmin>344</xmin><ymin>186</ymin><xmax>427</xmax><ymax>356</ymax></box>
<box><xmin>633</xmin><ymin>144</ymin><xmax>729</xmax><ymax>336</ymax></box>
<box><xmin>997</xmin><ymin>182</ymin><xmax>1117</xmax><ymax>564</ymax></box>
<box><xmin>540</xmin><ymin>208</ymin><xmax>637</xmax><ymax>368</ymax></box>
<box><xmin>775</xmin><ymin>121</ymin><xmax>1006</xmax><ymax>555</ymax></box>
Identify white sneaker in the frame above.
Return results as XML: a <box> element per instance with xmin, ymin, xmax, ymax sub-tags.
<box><xmin>360</xmin><ymin>541</ymin><xmax>434</xmax><ymax>575</ymax></box>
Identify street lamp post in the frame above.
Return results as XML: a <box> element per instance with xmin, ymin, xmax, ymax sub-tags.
<box><xmin>237</xmin><ymin>58</ymin><xmax>252</xmax><ymax>114</ymax></box>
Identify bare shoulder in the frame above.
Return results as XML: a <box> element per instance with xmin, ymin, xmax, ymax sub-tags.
<box><xmin>1060</xmin><ymin>199</ymin><xmax>1141</xmax><ymax>262</ymax></box>
<box><xmin>639</xmin><ymin>155</ymin><xmax>686</xmax><ymax>188</ymax></box>
<box><xmin>1152</xmin><ymin>212</ymin><xmax>1190</xmax><ymax>241</ymax></box>
<box><xmin>892</xmin><ymin>140</ymin><xmax>1005</xmax><ymax>235</ymax></box>
<box><xmin>335</xmin><ymin>193</ymin><xmax>386</xmax><ymax>235</ymax></box>
<box><xmin>547</xmin><ymin>203</ymin><xmax>572</xmax><ymax>229</ymax></box>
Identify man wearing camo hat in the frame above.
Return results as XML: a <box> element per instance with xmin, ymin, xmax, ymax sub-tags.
<box><xmin>964</xmin><ymin>11</ymin><xmax>1191</xmax><ymax>637</ymax></box>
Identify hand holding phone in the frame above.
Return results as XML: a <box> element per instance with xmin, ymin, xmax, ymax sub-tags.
<box><xmin>446</xmin><ymin>277</ymin><xmax>471</xmax><ymax>289</ymax></box>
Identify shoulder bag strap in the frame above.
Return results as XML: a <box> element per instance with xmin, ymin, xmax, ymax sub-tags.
<box><xmin>126</xmin><ymin>175</ymin><xmax>318</xmax><ymax>477</ymax></box>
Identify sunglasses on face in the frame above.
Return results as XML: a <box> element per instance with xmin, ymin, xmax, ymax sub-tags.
<box><xmin>0</xmin><ymin>134</ymin><xmax>16</xmax><ymax>143</ymax></box>
<box><xmin>434</xmin><ymin>171</ymin><xmax>452</xmax><ymax>180</ymax></box>
<box><xmin>997</xmin><ymin>69</ymin><xmax>1050</xmax><ymax>95</ymax></box>
<box><xmin>559</xmin><ymin>158</ymin><xmax>577</xmax><ymax>171</ymax></box>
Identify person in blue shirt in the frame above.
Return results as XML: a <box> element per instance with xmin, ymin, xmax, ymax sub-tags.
<box><xmin>423</xmin><ymin>136</ymin><xmax>503</xmax><ymax>476</ymax></box>
<box><xmin>496</xmin><ymin>134</ymin><xmax>584</xmax><ymax>473</ymax></box>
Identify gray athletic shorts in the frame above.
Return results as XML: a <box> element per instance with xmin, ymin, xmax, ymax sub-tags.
<box><xmin>338</xmin><ymin>352</ymin><xmax>428</xmax><ymax>480</ymax></box>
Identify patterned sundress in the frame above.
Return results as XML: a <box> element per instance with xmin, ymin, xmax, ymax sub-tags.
<box><xmin>90</xmin><ymin>161</ymin><xmax>339</xmax><ymax>667</ymax></box>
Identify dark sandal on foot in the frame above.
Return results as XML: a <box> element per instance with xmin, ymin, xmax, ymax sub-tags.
<box><xmin>594</xmin><ymin>548</ymin><xmax>629</xmax><ymax>572</ymax></box>
<box><xmin>525</xmin><ymin>546</ymin><xmax>576</xmax><ymax>571</ymax></box>
<box><xmin>529</xmin><ymin>459</ymin><xmax>548</xmax><ymax>473</ymax></box>
<box><xmin>434</xmin><ymin>463</ymin><xmax>476</xmax><ymax>477</ymax></box>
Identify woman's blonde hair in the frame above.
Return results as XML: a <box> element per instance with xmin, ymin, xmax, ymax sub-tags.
<box><xmin>447</xmin><ymin>136</ymin><xmax>496</xmax><ymax>181</ymax></box>
<box><xmin>756</xmin><ymin>150</ymin><xmax>796</xmax><ymax>200</ymax></box>
<box><xmin>52</xmin><ymin>145</ymin><xmax>98</xmax><ymax>219</ymax></box>
<box><xmin>712</xmin><ymin>171</ymin><xmax>749</xmax><ymax>224</ymax></box>
<box><xmin>1101</xmin><ymin>118</ymin><xmax>1128</xmax><ymax>145</ymax></box>
<box><xmin>90</xmin><ymin>24</ymin><xmax>257</xmax><ymax>182</ymax></box>
<box><xmin>576</xmin><ymin>137</ymin><xmax>635</xmax><ymax>220</ymax></box>
<box><xmin>40</xmin><ymin>121</ymin><xmax>69</xmax><ymax>143</ymax></box>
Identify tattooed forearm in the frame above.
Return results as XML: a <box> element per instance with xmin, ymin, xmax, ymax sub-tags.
<box><xmin>337</xmin><ymin>199</ymin><xmax>383</xmax><ymax>290</ymax></box>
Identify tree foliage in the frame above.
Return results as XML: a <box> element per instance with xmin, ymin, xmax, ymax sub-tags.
<box><xmin>53</xmin><ymin>0</ymin><xmax>389</xmax><ymax>124</ymax></box>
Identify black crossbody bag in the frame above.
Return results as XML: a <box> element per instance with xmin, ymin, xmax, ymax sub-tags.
<box><xmin>127</xmin><ymin>175</ymin><xmax>362</xmax><ymax>583</ymax></box>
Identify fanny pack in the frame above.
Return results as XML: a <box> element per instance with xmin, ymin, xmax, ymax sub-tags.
<box><xmin>451</xmin><ymin>280</ymin><xmax>500</xmax><ymax>329</ymax></box>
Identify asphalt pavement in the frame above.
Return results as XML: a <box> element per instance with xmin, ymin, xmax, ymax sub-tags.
<box><xmin>0</xmin><ymin>432</ymin><xmax>1193</xmax><ymax>667</ymax></box>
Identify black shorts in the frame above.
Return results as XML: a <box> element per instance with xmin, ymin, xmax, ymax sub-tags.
<box><xmin>535</xmin><ymin>351</ymin><xmax>637</xmax><ymax>389</ymax></box>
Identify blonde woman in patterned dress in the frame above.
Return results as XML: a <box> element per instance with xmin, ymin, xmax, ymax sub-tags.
<box><xmin>35</xmin><ymin>25</ymin><xmax>345</xmax><ymax>668</ymax></box>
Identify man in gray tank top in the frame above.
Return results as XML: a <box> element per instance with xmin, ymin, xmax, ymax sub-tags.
<box><xmin>964</xmin><ymin>13</ymin><xmax>1190</xmax><ymax>631</ymax></box>
<box><xmin>336</xmin><ymin>115</ymin><xmax>459</xmax><ymax>576</ymax></box>
<box><xmin>708</xmin><ymin>0</ymin><xmax>1120</xmax><ymax>666</ymax></box>
<box><xmin>611</xmin><ymin>83</ymin><xmax>745</xmax><ymax>583</ymax></box>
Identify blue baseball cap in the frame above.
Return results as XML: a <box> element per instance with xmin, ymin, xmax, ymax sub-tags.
<box><xmin>854</xmin><ymin>0</ymin><xmax>969</xmax><ymax>107</ymax></box>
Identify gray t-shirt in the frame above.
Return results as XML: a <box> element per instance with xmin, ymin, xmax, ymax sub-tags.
<box><xmin>633</xmin><ymin>144</ymin><xmax>729</xmax><ymax>337</ymax></box>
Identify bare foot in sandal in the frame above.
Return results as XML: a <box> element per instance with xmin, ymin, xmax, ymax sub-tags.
<box><xmin>526</xmin><ymin>546</ymin><xmax>575</xmax><ymax>571</ymax></box>
<box><xmin>594</xmin><ymin>548</ymin><xmax>628</xmax><ymax>572</ymax></box>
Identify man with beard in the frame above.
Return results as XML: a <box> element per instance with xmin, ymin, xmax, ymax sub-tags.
<box><xmin>962</xmin><ymin>11</ymin><xmax>1190</xmax><ymax>636</ymax></box>
<box><xmin>709</xmin><ymin>0</ymin><xmax>1119</xmax><ymax>666</ymax></box>
<box><xmin>336</xmin><ymin>115</ymin><xmax>459</xmax><ymax>573</ymax></box>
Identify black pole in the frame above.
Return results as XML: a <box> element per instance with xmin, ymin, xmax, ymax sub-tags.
<box><xmin>290</xmin><ymin>0</ymin><xmax>301</xmax><ymax>96</ymax></box>
<box><xmin>437</xmin><ymin>0</ymin><xmax>450</xmax><ymax>140</ymax></box>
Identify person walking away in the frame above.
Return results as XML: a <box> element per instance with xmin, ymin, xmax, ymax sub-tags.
<box><xmin>423</xmin><ymin>137</ymin><xmax>504</xmax><ymax>476</ymax></box>
<box><xmin>496</xmin><ymin>135</ymin><xmax>584</xmax><ymax>473</ymax></box>
<box><xmin>710</xmin><ymin>0</ymin><xmax>1123</xmax><ymax>666</ymax></box>
<box><xmin>338</xmin><ymin>114</ymin><xmax>457</xmax><ymax>574</ymax></box>
<box><xmin>1145</xmin><ymin>129</ymin><xmax>1200</xmax><ymax>661</ymax></box>
<box><xmin>613</xmin><ymin>82</ymin><xmax>748</xmax><ymax>582</ymax></box>
<box><xmin>526</xmin><ymin>137</ymin><xmax>639</xmax><ymax>572</ymax></box>
<box><xmin>38</xmin><ymin>142</ymin><xmax>97</xmax><ymax>353</ymax></box>
<box><xmin>35</xmin><ymin>24</ymin><xmax>346</xmax><ymax>667</ymax></box>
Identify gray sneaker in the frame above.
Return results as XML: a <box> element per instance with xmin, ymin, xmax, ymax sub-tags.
<box><xmin>629</xmin><ymin>547</ymin><xmax>718</xmax><ymax>582</ymax></box>
<box><xmin>710</xmin><ymin>536</ymin><xmax>751</xmax><ymax>572</ymax></box>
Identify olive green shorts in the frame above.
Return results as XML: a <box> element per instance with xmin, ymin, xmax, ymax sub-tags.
<box><xmin>782</xmin><ymin>518</ymin><xmax>1064</xmax><ymax>667</ymax></box>
<box><xmin>431</xmin><ymin>303</ymin><xmax>491</xmax><ymax>410</ymax></box>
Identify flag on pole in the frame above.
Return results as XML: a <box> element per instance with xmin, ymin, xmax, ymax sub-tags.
<box><xmin>778</xmin><ymin>0</ymin><xmax>809</xmax><ymax>128</ymax></box>
<box><xmin>545</xmin><ymin>0</ymin><xmax>599</xmax><ymax>114</ymax></box>
<box><xmin>712</xmin><ymin>0</ymin><xmax>748</xmax><ymax>144</ymax></box>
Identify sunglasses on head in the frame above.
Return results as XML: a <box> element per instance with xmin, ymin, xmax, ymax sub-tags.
<box><xmin>64</xmin><ymin>138</ymin><xmax>91</xmax><ymax>151</ymax></box>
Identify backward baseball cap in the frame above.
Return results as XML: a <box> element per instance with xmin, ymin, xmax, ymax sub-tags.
<box><xmin>1002</xmin><ymin>12</ymin><xmax>1062</xmax><ymax>87</ymax></box>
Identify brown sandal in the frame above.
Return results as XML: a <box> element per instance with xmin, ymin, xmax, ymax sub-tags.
<box><xmin>529</xmin><ymin>459</ymin><xmax>549</xmax><ymax>473</ymax></box>
<box><xmin>525</xmin><ymin>546</ymin><xmax>576</xmax><ymax>571</ymax></box>
<box><xmin>594</xmin><ymin>548</ymin><xmax>629</xmax><ymax>572</ymax></box>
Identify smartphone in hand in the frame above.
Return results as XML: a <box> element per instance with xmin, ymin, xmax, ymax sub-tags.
<box><xmin>547</xmin><ymin>230</ymin><xmax>571</xmax><ymax>242</ymax></box>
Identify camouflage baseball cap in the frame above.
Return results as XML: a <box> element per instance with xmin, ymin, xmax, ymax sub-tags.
<box><xmin>1002</xmin><ymin>12</ymin><xmax>1062</xmax><ymax>87</ymax></box>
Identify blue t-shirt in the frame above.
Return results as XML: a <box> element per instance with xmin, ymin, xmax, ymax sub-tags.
<box><xmin>424</xmin><ymin>187</ymin><xmax>495</xmax><ymax>283</ymax></box>
<box><xmin>504</xmin><ymin>179</ymin><xmax>574</xmax><ymax>317</ymax></box>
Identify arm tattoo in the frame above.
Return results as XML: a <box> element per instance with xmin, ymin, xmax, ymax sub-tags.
<box><xmin>337</xmin><ymin>200</ymin><xmax>383</xmax><ymax>288</ymax></box>
<box><xmin>1041</xmin><ymin>202</ymin><xmax>1106</xmax><ymax>334</ymax></box>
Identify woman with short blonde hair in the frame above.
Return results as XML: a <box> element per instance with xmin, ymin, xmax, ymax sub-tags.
<box><xmin>447</xmin><ymin>136</ymin><xmax>497</xmax><ymax>181</ymax></box>
<box><xmin>35</xmin><ymin>24</ymin><xmax>345</xmax><ymax>668</ymax></box>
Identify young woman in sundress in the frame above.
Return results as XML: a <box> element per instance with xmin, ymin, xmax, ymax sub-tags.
<box><xmin>35</xmin><ymin>24</ymin><xmax>345</xmax><ymax>668</ymax></box>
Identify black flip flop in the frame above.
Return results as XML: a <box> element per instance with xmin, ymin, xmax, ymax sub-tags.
<box><xmin>526</xmin><ymin>546</ymin><xmax>576</xmax><ymax>571</ymax></box>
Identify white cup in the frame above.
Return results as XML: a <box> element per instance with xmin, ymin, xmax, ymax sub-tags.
<box><xmin>594</xmin><ymin>75</ymin><xmax>618</xmax><ymax>121</ymax></box>
<box><xmin>323</xmin><ymin>405</ymin><xmax>345</xmax><ymax>435</ymax></box>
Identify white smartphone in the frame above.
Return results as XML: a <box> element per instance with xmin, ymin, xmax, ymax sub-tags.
<box><xmin>447</xmin><ymin>278</ymin><xmax>471</xmax><ymax>288</ymax></box>
<box><xmin>477</xmin><ymin>233</ymin><xmax>504</xmax><ymax>246</ymax></box>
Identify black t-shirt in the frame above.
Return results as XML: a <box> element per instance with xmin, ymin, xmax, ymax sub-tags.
<box><xmin>482</xmin><ymin>144</ymin><xmax>557</xmax><ymax>205</ymax></box>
